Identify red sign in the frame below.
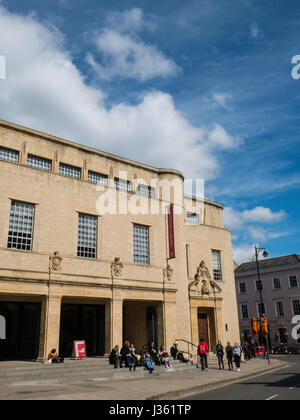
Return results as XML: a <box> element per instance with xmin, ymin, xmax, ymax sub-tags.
<box><xmin>167</xmin><ymin>205</ymin><xmax>176</xmax><ymax>259</ymax></box>
<box><xmin>74</xmin><ymin>341</ymin><xmax>86</xmax><ymax>359</ymax></box>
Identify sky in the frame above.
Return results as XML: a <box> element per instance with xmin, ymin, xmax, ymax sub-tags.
<box><xmin>0</xmin><ymin>0</ymin><xmax>299</xmax><ymax>264</ymax></box>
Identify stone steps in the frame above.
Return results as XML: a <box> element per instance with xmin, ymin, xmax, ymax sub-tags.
<box><xmin>0</xmin><ymin>358</ymin><xmax>211</xmax><ymax>386</ymax></box>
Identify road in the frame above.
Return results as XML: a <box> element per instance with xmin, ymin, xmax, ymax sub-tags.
<box><xmin>183</xmin><ymin>356</ymin><xmax>300</xmax><ymax>400</ymax></box>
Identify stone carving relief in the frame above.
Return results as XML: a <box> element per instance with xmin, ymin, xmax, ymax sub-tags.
<box><xmin>49</xmin><ymin>252</ymin><xmax>63</xmax><ymax>272</ymax></box>
<box><xmin>163</xmin><ymin>264</ymin><xmax>173</xmax><ymax>282</ymax></box>
<box><xmin>189</xmin><ymin>260</ymin><xmax>222</xmax><ymax>297</ymax></box>
<box><xmin>111</xmin><ymin>257</ymin><xmax>123</xmax><ymax>278</ymax></box>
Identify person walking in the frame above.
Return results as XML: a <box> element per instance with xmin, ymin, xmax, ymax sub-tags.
<box><xmin>233</xmin><ymin>343</ymin><xmax>242</xmax><ymax>372</ymax></box>
<box><xmin>197</xmin><ymin>338</ymin><xmax>209</xmax><ymax>371</ymax></box>
<box><xmin>226</xmin><ymin>342</ymin><xmax>234</xmax><ymax>371</ymax></box>
<box><xmin>216</xmin><ymin>341</ymin><xmax>225</xmax><ymax>370</ymax></box>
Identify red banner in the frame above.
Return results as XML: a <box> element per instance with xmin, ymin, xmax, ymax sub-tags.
<box><xmin>74</xmin><ymin>340</ymin><xmax>87</xmax><ymax>359</ymax></box>
<box><xmin>167</xmin><ymin>205</ymin><xmax>176</xmax><ymax>259</ymax></box>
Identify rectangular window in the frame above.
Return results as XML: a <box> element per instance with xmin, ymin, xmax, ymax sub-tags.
<box><xmin>59</xmin><ymin>163</ymin><xmax>81</xmax><ymax>179</ymax></box>
<box><xmin>279</xmin><ymin>327</ymin><xmax>288</xmax><ymax>344</ymax></box>
<box><xmin>27</xmin><ymin>154</ymin><xmax>52</xmax><ymax>171</ymax></box>
<box><xmin>133</xmin><ymin>224</ymin><xmax>149</xmax><ymax>265</ymax></box>
<box><xmin>289</xmin><ymin>276</ymin><xmax>298</xmax><ymax>289</ymax></box>
<box><xmin>138</xmin><ymin>184</ymin><xmax>155</xmax><ymax>198</ymax></box>
<box><xmin>115</xmin><ymin>178</ymin><xmax>133</xmax><ymax>192</ymax></box>
<box><xmin>257</xmin><ymin>302</ymin><xmax>267</xmax><ymax>317</ymax></box>
<box><xmin>275</xmin><ymin>301</ymin><xmax>285</xmax><ymax>317</ymax></box>
<box><xmin>77</xmin><ymin>214</ymin><xmax>97</xmax><ymax>259</ymax></box>
<box><xmin>0</xmin><ymin>146</ymin><xmax>19</xmax><ymax>163</ymax></box>
<box><xmin>7</xmin><ymin>201</ymin><xmax>35</xmax><ymax>251</ymax></box>
<box><xmin>239</xmin><ymin>282</ymin><xmax>246</xmax><ymax>294</ymax></box>
<box><xmin>273</xmin><ymin>278</ymin><xmax>282</xmax><ymax>290</ymax></box>
<box><xmin>212</xmin><ymin>250</ymin><xmax>222</xmax><ymax>281</ymax></box>
<box><xmin>88</xmin><ymin>171</ymin><xmax>108</xmax><ymax>186</ymax></box>
<box><xmin>240</xmin><ymin>304</ymin><xmax>249</xmax><ymax>320</ymax></box>
<box><xmin>255</xmin><ymin>279</ymin><xmax>264</xmax><ymax>292</ymax></box>
<box><xmin>186</xmin><ymin>212</ymin><xmax>199</xmax><ymax>224</ymax></box>
<box><xmin>292</xmin><ymin>299</ymin><xmax>300</xmax><ymax>316</ymax></box>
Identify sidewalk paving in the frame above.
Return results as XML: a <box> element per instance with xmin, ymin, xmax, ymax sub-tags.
<box><xmin>0</xmin><ymin>357</ymin><xmax>287</xmax><ymax>400</ymax></box>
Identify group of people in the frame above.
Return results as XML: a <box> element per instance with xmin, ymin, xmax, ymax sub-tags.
<box><xmin>109</xmin><ymin>338</ymin><xmax>258</xmax><ymax>375</ymax></box>
<box><xmin>198</xmin><ymin>338</ymin><xmax>257</xmax><ymax>373</ymax></box>
<box><xmin>109</xmin><ymin>341</ymin><xmax>173</xmax><ymax>373</ymax></box>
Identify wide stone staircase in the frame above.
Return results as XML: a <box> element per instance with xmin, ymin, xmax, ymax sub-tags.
<box><xmin>0</xmin><ymin>354</ymin><xmax>219</xmax><ymax>386</ymax></box>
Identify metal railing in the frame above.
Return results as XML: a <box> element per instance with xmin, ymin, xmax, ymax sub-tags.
<box><xmin>175</xmin><ymin>338</ymin><xmax>198</xmax><ymax>361</ymax></box>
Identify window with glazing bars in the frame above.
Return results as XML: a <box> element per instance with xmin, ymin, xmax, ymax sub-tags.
<box><xmin>133</xmin><ymin>224</ymin><xmax>149</xmax><ymax>265</ymax></box>
<box><xmin>27</xmin><ymin>154</ymin><xmax>52</xmax><ymax>171</ymax></box>
<box><xmin>114</xmin><ymin>178</ymin><xmax>133</xmax><ymax>192</ymax></box>
<box><xmin>138</xmin><ymin>184</ymin><xmax>155</xmax><ymax>198</ymax></box>
<box><xmin>186</xmin><ymin>212</ymin><xmax>199</xmax><ymax>224</ymax></box>
<box><xmin>0</xmin><ymin>147</ymin><xmax>19</xmax><ymax>163</ymax></box>
<box><xmin>7</xmin><ymin>201</ymin><xmax>35</xmax><ymax>251</ymax></box>
<box><xmin>275</xmin><ymin>301</ymin><xmax>285</xmax><ymax>317</ymax></box>
<box><xmin>289</xmin><ymin>276</ymin><xmax>298</xmax><ymax>288</ymax></box>
<box><xmin>239</xmin><ymin>282</ymin><xmax>246</xmax><ymax>294</ymax></box>
<box><xmin>241</xmin><ymin>304</ymin><xmax>249</xmax><ymax>319</ymax></box>
<box><xmin>273</xmin><ymin>278</ymin><xmax>282</xmax><ymax>290</ymax></box>
<box><xmin>88</xmin><ymin>171</ymin><xmax>108</xmax><ymax>186</ymax></box>
<box><xmin>292</xmin><ymin>299</ymin><xmax>300</xmax><ymax>316</ymax></box>
<box><xmin>77</xmin><ymin>214</ymin><xmax>97</xmax><ymax>259</ymax></box>
<box><xmin>257</xmin><ymin>302</ymin><xmax>266</xmax><ymax>317</ymax></box>
<box><xmin>59</xmin><ymin>163</ymin><xmax>81</xmax><ymax>179</ymax></box>
<box><xmin>212</xmin><ymin>250</ymin><xmax>222</xmax><ymax>281</ymax></box>
<box><xmin>256</xmin><ymin>279</ymin><xmax>263</xmax><ymax>292</ymax></box>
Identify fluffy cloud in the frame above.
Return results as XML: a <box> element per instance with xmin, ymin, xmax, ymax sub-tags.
<box><xmin>88</xmin><ymin>29</ymin><xmax>179</xmax><ymax>81</ymax></box>
<box><xmin>0</xmin><ymin>6</ymin><xmax>240</xmax><ymax>181</ymax></box>
<box><xmin>224</xmin><ymin>206</ymin><xmax>286</xmax><ymax>231</ymax></box>
<box><xmin>232</xmin><ymin>243</ymin><xmax>256</xmax><ymax>265</ymax></box>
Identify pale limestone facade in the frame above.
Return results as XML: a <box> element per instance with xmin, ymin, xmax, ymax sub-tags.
<box><xmin>0</xmin><ymin>120</ymin><xmax>240</xmax><ymax>362</ymax></box>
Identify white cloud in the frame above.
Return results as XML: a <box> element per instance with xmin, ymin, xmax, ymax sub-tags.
<box><xmin>105</xmin><ymin>8</ymin><xmax>155</xmax><ymax>34</ymax></box>
<box><xmin>224</xmin><ymin>206</ymin><xmax>286</xmax><ymax>231</ymax></box>
<box><xmin>89</xmin><ymin>29</ymin><xmax>180</xmax><ymax>81</ymax></box>
<box><xmin>243</xmin><ymin>207</ymin><xmax>286</xmax><ymax>223</ymax></box>
<box><xmin>232</xmin><ymin>243</ymin><xmax>256</xmax><ymax>265</ymax></box>
<box><xmin>0</xmin><ymin>6</ymin><xmax>239</xmax><ymax>181</ymax></box>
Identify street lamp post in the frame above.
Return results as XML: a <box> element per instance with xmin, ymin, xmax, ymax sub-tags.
<box><xmin>254</xmin><ymin>246</ymin><xmax>271</xmax><ymax>365</ymax></box>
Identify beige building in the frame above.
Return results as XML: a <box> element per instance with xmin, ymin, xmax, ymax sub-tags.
<box><xmin>0</xmin><ymin>120</ymin><xmax>240</xmax><ymax>362</ymax></box>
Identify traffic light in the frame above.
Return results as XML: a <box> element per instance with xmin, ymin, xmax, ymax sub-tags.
<box><xmin>261</xmin><ymin>317</ymin><xmax>269</xmax><ymax>336</ymax></box>
<box><xmin>251</xmin><ymin>318</ymin><xmax>259</xmax><ymax>336</ymax></box>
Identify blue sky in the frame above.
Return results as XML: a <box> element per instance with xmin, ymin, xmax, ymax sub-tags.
<box><xmin>0</xmin><ymin>0</ymin><xmax>299</xmax><ymax>263</ymax></box>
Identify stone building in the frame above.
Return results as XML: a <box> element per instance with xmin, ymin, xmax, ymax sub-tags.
<box><xmin>235</xmin><ymin>255</ymin><xmax>300</xmax><ymax>347</ymax></box>
<box><xmin>0</xmin><ymin>120</ymin><xmax>240</xmax><ymax>361</ymax></box>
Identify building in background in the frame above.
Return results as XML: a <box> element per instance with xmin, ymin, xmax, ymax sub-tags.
<box><xmin>235</xmin><ymin>255</ymin><xmax>300</xmax><ymax>347</ymax></box>
<box><xmin>0</xmin><ymin>119</ymin><xmax>240</xmax><ymax>361</ymax></box>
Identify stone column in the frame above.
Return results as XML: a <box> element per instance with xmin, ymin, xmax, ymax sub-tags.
<box><xmin>163</xmin><ymin>294</ymin><xmax>177</xmax><ymax>351</ymax></box>
<box><xmin>109</xmin><ymin>297</ymin><xmax>123</xmax><ymax>350</ymax></box>
<box><xmin>40</xmin><ymin>294</ymin><xmax>62</xmax><ymax>362</ymax></box>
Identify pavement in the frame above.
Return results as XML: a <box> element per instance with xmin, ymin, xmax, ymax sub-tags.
<box><xmin>0</xmin><ymin>357</ymin><xmax>287</xmax><ymax>400</ymax></box>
